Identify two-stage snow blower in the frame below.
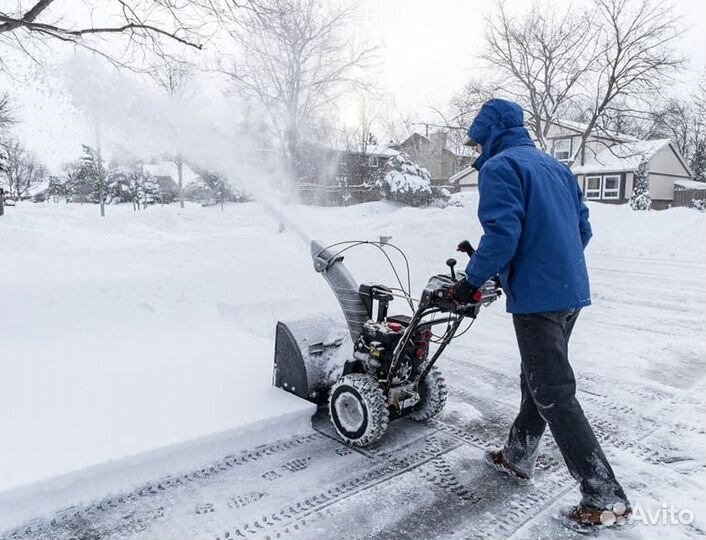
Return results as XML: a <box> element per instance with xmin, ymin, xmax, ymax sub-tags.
<box><xmin>272</xmin><ymin>239</ymin><xmax>500</xmax><ymax>446</ymax></box>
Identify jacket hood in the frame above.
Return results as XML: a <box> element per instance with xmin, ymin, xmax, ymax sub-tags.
<box><xmin>468</xmin><ymin>99</ymin><xmax>535</xmax><ymax>170</ymax></box>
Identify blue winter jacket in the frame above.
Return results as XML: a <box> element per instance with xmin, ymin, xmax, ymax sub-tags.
<box><xmin>464</xmin><ymin>99</ymin><xmax>593</xmax><ymax>314</ymax></box>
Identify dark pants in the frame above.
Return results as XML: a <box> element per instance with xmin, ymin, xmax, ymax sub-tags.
<box><xmin>503</xmin><ymin>309</ymin><xmax>630</xmax><ymax>509</ymax></box>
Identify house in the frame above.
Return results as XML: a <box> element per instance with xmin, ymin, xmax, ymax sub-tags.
<box><xmin>143</xmin><ymin>161</ymin><xmax>199</xmax><ymax>190</ymax></box>
<box><xmin>396</xmin><ymin>131</ymin><xmax>473</xmax><ymax>188</ymax></box>
<box><xmin>295</xmin><ymin>142</ymin><xmax>402</xmax><ymax>205</ymax></box>
<box><xmin>545</xmin><ymin>119</ymin><xmax>693</xmax><ymax>209</ymax></box>
<box><xmin>335</xmin><ymin>144</ymin><xmax>400</xmax><ymax>188</ymax></box>
<box><xmin>450</xmin><ymin>164</ymin><xmax>478</xmax><ymax>192</ymax></box>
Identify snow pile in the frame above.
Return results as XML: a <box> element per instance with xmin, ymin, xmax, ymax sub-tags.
<box><xmin>0</xmin><ymin>202</ymin><xmax>319</xmax><ymax>528</ymax></box>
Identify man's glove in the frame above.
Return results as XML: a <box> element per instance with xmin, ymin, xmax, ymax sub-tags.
<box><xmin>452</xmin><ymin>279</ymin><xmax>482</xmax><ymax>304</ymax></box>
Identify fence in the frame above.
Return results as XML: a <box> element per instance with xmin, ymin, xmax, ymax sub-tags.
<box><xmin>673</xmin><ymin>182</ymin><xmax>706</xmax><ymax>208</ymax></box>
<box><xmin>296</xmin><ymin>183</ymin><xmax>380</xmax><ymax>206</ymax></box>
<box><xmin>296</xmin><ymin>183</ymin><xmax>454</xmax><ymax>207</ymax></box>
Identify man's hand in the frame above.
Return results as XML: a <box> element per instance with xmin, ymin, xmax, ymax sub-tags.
<box><xmin>452</xmin><ymin>279</ymin><xmax>482</xmax><ymax>304</ymax></box>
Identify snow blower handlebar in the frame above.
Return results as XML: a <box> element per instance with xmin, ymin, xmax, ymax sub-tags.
<box><xmin>457</xmin><ymin>239</ymin><xmax>476</xmax><ymax>257</ymax></box>
<box><xmin>456</xmin><ymin>239</ymin><xmax>503</xmax><ymax>294</ymax></box>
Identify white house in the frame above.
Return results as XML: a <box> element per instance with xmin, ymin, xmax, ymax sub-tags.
<box><xmin>450</xmin><ymin>164</ymin><xmax>478</xmax><ymax>192</ymax></box>
<box><xmin>452</xmin><ymin>119</ymin><xmax>693</xmax><ymax>209</ymax></box>
<box><xmin>546</xmin><ymin>119</ymin><xmax>692</xmax><ymax>209</ymax></box>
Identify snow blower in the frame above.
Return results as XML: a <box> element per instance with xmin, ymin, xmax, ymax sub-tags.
<box><xmin>273</xmin><ymin>239</ymin><xmax>500</xmax><ymax>446</ymax></box>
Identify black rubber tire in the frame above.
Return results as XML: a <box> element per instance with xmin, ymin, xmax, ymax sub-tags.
<box><xmin>329</xmin><ymin>374</ymin><xmax>389</xmax><ymax>446</ymax></box>
<box><xmin>409</xmin><ymin>366</ymin><xmax>448</xmax><ymax>422</ymax></box>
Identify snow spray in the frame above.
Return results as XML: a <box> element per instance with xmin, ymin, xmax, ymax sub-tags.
<box><xmin>63</xmin><ymin>54</ymin><xmax>313</xmax><ymax>246</ymax></box>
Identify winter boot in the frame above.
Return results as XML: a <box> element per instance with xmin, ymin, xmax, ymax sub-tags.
<box><xmin>484</xmin><ymin>450</ymin><xmax>531</xmax><ymax>485</ymax></box>
<box><xmin>565</xmin><ymin>502</ymin><xmax>633</xmax><ymax>530</ymax></box>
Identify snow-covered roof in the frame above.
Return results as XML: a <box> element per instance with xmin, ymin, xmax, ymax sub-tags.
<box><xmin>449</xmin><ymin>164</ymin><xmax>476</xmax><ymax>183</ymax></box>
<box><xmin>572</xmin><ymin>139</ymin><xmax>671</xmax><ymax>175</ymax></box>
<box><xmin>143</xmin><ymin>161</ymin><xmax>200</xmax><ymax>184</ymax></box>
<box><xmin>26</xmin><ymin>178</ymin><xmax>51</xmax><ymax>197</ymax></box>
<box><xmin>328</xmin><ymin>141</ymin><xmax>399</xmax><ymax>156</ymax></box>
<box><xmin>674</xmin><ymin>180</ymin><xmax>706</xmax><ymax>190</ymax></box>
<box><xmin>363</xmin><ymin>144</ymin><xmax>399</xmax><ymax>157</ymax></box>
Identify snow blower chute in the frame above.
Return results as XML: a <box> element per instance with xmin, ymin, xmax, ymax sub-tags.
<box><xmin>273</xmin><ymin>239</ymin><xmax>500</xmax><ymax>446</ymax></box>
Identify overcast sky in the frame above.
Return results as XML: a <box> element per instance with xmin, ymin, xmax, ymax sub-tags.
<box><xmin>1</xmin><ymin>0</ymin><xmax>705</xmax><ymax>171</ymax></box>
<box><xmin>361</xmin><ymin>0</ymin><xmax>706</xmax><ymax>120</ymax></box>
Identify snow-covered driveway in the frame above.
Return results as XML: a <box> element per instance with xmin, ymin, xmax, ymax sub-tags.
<box><xmin>1</xmin><ymin>197</ymin><xmax>704</xmax><ymax>539</ymax></box>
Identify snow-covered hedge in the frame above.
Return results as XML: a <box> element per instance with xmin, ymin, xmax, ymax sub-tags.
<box><xmin>374</xmin><ymin>153</ymin><xmax>432</xmax><ymax>207</ymax></box>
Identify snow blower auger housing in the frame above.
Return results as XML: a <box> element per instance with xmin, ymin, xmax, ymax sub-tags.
<box><xmin>273</xmin><ymin>239</ymin><xmax>501</xmax><ymax>447</ymax></box>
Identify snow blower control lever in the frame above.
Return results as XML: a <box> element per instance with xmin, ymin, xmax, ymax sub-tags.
<box><xmin>446</xmin><ymin>258</ymin><xmax>457</xmax><ymax>280</ymax></box>
<box><xmin>272</xmin><ymin>238</ymin><xmax>501</xmax><ymax>447</ymax></box>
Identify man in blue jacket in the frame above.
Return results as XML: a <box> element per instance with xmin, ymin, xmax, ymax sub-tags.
<box><xmin>453</xmin><ymin>98</ymin><xmax>631</xmax><ymax>528</ymax></box>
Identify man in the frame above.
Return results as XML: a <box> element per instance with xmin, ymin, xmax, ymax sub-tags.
<box><xmin>453</xmin><ymin>98</ymin><xmax>631</xmax><ymax>528</ymax></box>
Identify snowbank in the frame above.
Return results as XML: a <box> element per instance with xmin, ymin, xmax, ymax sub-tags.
<box><xmin>0</xmin><ymin>202</ymin><xmax>320</xmax><ymax>525</ymax></box>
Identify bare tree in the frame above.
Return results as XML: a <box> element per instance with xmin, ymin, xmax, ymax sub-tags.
<box><xmin>1</xmin><ymin>139</ymin><xmax>48</xmax><ymax>199</ymax></box>
<box><xmin>572</xmin><ymin>0</ymin><xmax>684</xmax><ymax>163</ymax></box>
<box><xmin>650</xmin><ymin>100</ymin><xmax>693</xmax><ymax>155</ymax></box>
<box><xmin>483</xmin><ymin>3</ymin><xmax>598</xmax><ymax>150</ymax></box>
<box><xmin>150</xmin><ymin>58</ymin><xmax>194</xmax><ymax>207</ymax></box>
<box><xmin>650</xmin><ymin>76</ymin><xmax>706</xmax><ymax>179</ymax></box>
<box><xmin>447</xmin><ymin>79</ymin><xmax>497</xmax><ymax>129</ymax></box>
<box><xmin>337</xmin><ymin>94</ymin><xmax>381</xmax><ymax>153</ymax></box>
<box><xmin>0</xmin><ymin>1</ymin><xmax>226</xmax><ymax>71</ymax></box>
<box><xmin>221</xmin><ymin>0</ymin><xmax>377</xmax><ymax>183</ymax></box>
<box><xmin>0</xmin><ymin>92</ymin><xmax>13</xmax><ymax>132</ymax></box>
<box><xmin>0</xmin><ymin>92</ymin><xmax>16</xmax><ymax>174</ymax></box>
<box><xmin>457</xmin><ymin>0</ymin><xmax>683</xmax><ymax>164</ymax></box>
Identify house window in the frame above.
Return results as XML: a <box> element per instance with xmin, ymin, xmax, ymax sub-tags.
<box><xmin>368</xmin><ymin>155</ymin><xmax>379</xmax><ymax>168</ymax></box>
<box><xmin>602</xmin><ymin>175</ymin><xmax>621</xmax><ymax>199</ymax></box>
<box><xmin>553</xmin><ymin>138</ymin><xmax>572</xmax><ymax>162</ymax></box>
<box><xmin>585</xmin><ymin>176</ymin><xmax>602</xmax><ymax>199</ymax></box>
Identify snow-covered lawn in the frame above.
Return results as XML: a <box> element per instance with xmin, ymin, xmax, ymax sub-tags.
<box><xmin>0</xmin><ymin>195</ymin><xmax>704</xmax><ymax>535</ymax></box>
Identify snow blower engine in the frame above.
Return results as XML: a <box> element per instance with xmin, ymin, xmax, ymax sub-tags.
<box><xmin>273</xmin><ymin>239</ymin><xmax>500</xmax><ymax>447</ymax></box>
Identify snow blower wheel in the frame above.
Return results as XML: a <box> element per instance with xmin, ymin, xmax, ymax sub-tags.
<box><xmin>329</xmin><ymin>374</ymin><xmax>389</xmax><ymax>446</ymax></box>
<box><xmin>409</xmin><ymin>366</ymin><xmax>448</xmax><ymax>422</ymax></box>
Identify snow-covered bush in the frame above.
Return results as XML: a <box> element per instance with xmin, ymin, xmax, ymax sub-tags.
<box><xmin>374</xmin><ymin>153</ymin><xmax>432</xmax><ymax>207</ymax></box>
<box><xmin>184</xmin><ymin>171</ymin><xmax>249</xmax><ymax>205</ymax></box>
<box><xmin>629</xmin><ymin>155</ymin><xmax>651</xmax><ymax>211</ymax></box>
<box><xmin>105</xmin><ymin>165</ymin><xmax>162</xmax><ymax>208</ymax></box>
<box><xmin>430</xmin><ymin>187</ymin><xmax>451</xmax><ymax>208</ymax></box>
<box><xmin>446</xmin><ymin>192</ymin><xmax>467</xmax><ymax>207</ymax></box>
<box><xmin>692</xmin><ymin>199</ymin><xmax>706</xmax><ymax>212</ymax></box>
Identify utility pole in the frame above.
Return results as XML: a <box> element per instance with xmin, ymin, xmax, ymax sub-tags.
<box><xmin>176</xmin><ymin>153</ymin><xmax>184</xmax><ymax>208</ymax></box>
<box><xmin>95</xmin><ymin>118</ymin><xmax>106</xmax><ymax>217</ymax></box>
